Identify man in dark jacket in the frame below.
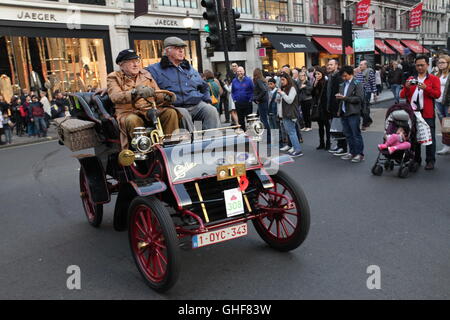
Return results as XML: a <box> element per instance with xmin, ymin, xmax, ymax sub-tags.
<box><xmin>326</xmin><ymin>59</ymin><xmax>347</xmax><ymax>156</ymax></box>
<box><xmin>231</xmin><ymin>66</ymin><xmax>254</xmax><ymax>130</ymax></box>
<box><xmin>336</xmin><ymin>66</ymin><xmax>365</xmax><ymax>163</ymax></box>
<box><xmin>30</xmin><ymin>95</ymin><xmax>47</xmax><ymax>137</ymax></box>
<box><xmin>147</xmin><ymin>37</ymin><xmax>220</xmax><ymax>131</ymax></box>
<box><xmin>388</xmin><ymin>61</ymin><xmax>403</xmax><ymax>104</ymax></box>
<box><xmin>51</xmin><ymin>91</ymin><xmax>69</xmax><ymax>118</ymax></box>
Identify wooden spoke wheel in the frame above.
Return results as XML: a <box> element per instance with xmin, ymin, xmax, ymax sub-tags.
<box><xmin>79</xmin><ymin>167</ymin><xmax>103</xmax><ymax>228</ymax></box>
<box><xmin>128</xmin><ymin>196</ymin><xmax>180</xmax><ymax>292</ymax></box>
<box><xmin>253</xmin><ymin>170</ymin><xmax>310</xmax><ymax>252</ymax></box>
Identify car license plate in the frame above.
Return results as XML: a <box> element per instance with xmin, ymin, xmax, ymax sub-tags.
<box><xmin>192</xmin><ymin>223</ymin><xmax>248</xmax><ymax>249</ymax></box>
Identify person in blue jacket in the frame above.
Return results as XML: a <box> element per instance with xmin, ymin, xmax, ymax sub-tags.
<box><xmin>231</xmin><ymin>66</ymin><xmax>254</xmax><ymax>130</ymax></box>
<box><xmin>146</xmin><ymin>37</ymin><xmax>221</xmax><ymax>132</ymax></box>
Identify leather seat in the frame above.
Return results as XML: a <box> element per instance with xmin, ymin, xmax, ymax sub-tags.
<box><xmin>72</xmin><ymin>92</ymin><xmax>101</xmax><ymax>124</ymax></box>
<box><xmin>93</xmin><ymin>94</ymin><xmax>120</xmax><ymax>141</ymax></box>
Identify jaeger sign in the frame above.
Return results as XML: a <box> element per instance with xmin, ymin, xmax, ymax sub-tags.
<box><xmin>17</xmin><ymin>11</ymin><xmax>57</xmax><ymax>22</ymax></box>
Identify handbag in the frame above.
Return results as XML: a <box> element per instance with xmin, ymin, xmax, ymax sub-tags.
<box><xmin>330</xmin><ymin>117</ymin><xmax>343</xmax><ymax>133</ymax></box>
<box><xmin>310</xmin><ymin>83</ymin><xmax>325</xmax><ymax>121</ymax></box>
<box><xmin>208</xmin><ymin>82</ymin><xmax>219</xmax><ymax>105</ymax></box>
<box><xmin>442</xmin><ymin>117</ymin><xmax>450</xmax><ymax>133</ymax></box>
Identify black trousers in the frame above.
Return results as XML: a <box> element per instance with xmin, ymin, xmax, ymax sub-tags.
<box><xmin>414</xmin><ymin>117</ymin><xmax>436</xmax><ymax>164</ymax></box>
<box><xmin>301</xmin><ymin>99</ymin><xmax>312</xmax><ymax>128</ymax></box>
<box><xmin>317</xmin><ymin>119</ymin><xmax>331</xmax><ymax>146</ymax></box>
<box><xmin>235</xmin><ymin>102</ymin><xmax>253</xmax><ymax>131</ymax></box>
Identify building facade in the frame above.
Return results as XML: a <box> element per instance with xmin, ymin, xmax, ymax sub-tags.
<box><xmin>0</xmin><ymin>0</ymin><xmax>448</xmax><ymax>95</ymax></box>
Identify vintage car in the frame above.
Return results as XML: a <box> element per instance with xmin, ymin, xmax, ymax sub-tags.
<box><xmin>59</xmin><ymin>90</ymin><xmax>310</xmax><ymax>292</ymax></box>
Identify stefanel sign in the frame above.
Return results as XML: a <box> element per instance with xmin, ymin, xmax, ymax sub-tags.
<box><xmin>409</xmin><ymin>3</ymin><xmax>423</xmax><ymax>28</ymax></box>
<box><xmin>355</xmin><ymin>0</ymin><xmax>371</xmax><ymax>26</ymax></box>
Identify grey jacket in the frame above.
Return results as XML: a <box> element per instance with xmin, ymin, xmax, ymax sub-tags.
<box><xmin>338</xmin><ymin>78</ymin><xmax>364</xmax><ymax>117</ymax></box>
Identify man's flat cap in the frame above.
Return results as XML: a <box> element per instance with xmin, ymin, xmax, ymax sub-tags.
<box><xmin>116</xmin><ymin>49</ymin><xmax>140</xmax><ymax>64</ymax></box>
<box><xmin>163</xmin><ymin>37</ymin><xmax>187</xmax><ymax>48</ymax></box>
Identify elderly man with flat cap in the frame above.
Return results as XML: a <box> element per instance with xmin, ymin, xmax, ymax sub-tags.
<box><xmin>107</xmin><ymin>49</ymin><xmax>181</xmax><ymax>149</ymax></box>
<box><xmin>146</xmin><ymin>37</ymin><xmax>221</xmax><ymax>131</ymax></box>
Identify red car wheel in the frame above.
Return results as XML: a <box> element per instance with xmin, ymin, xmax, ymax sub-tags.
<box><xmin>79</xmin><ymin>167</ymin><xmax>103</xmax><ymax>227</ymax></box>
<box><xmin>128</xmin><ymin>196</ymin><xmax>180</xmax><ymax>292</ymax></box>
<box><xmin>253</xmin><ymin>170</ymin><xmax>310</xmax><ymax>252</ymax></box>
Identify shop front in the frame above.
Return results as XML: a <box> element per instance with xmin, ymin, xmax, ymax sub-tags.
<box><xmin>311</xmin><ymin>37</ymin><xmax>354</xmax><ymax>67</ymax></box>
<box><xmin>374</xmin><ymin>39</ymin><xmax>396</xmax><ymax>64</ymax></box>
<box><xmin>0</xmin><ymin>20</ymin><xmax>112</xmax><ymax>98</ymax></box>
<box><xmin>129</xmin><ymin>17</ymin><xmax>202</xmax><ymax>72</ymax></box>
<box><xmin>385</xmin><ymin>39</ymin><xmax>407</xmax><ymax>57</ymax></box>
<box><xmin>400</xmin><ymin>40</ymin><xmax>429</xmax><ymax>56</ymax></box>
<box><xmin>260</xmin><ymin>34</ymin><xmax>317</xmax><ymax>73</ymax></box>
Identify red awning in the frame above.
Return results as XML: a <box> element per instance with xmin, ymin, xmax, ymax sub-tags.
<box><xmin>385</xmin><ymin>40</ymin><xmax>407</xmax><ymax>55</ymax></box>
<box><xmin>401</xmin><ymin>40</ymin><xmax>429</xmax><ymax>54</ymax></box>
<box><xmin>312</xmin><ymin>37</ymin><xmax>353</xmax><ymax>55</ymax></box>
<box><xmin>375</xmin><ymin>40</ymin><xmax>395</xmax><ymax>55</ymax></box>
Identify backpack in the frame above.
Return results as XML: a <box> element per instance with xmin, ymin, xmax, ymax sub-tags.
<box><xmin>208</xmin><ymin>82</ymin><xmax>219</xmax><ymax>105</ymax></box>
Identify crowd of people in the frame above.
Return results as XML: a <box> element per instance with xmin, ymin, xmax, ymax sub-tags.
<box><xmin>0</xmin><ymin>89</ymin><xmax>70</xmax><ymax>145</ymax></box>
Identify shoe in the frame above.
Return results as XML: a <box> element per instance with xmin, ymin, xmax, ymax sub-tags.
<box><xmin>424</xmin><ymin>162</ymin><xmax>434</xmax><ymax>170</ymax></box>
<box><xmin>300</xmin><ymin>128</ymin><xmax>307</xmax><ymax>131</ymax></box>
<box><xmin>334</xmin><ymin>150</ymin><xmax>348</xmax><ymax>156</ymax></box>
<box><xmin>341</xmin><ymin>153</ymin><xmax>354</xmax><ymax>160</ymax></box>
<box><xmin>290</xmin><ymin>151</ymin><xmax>304</xmax><ymax>157</ymax></box>
<box><xmin>328</xmin><ymin>147</ymin><xmax>339</xmax><ymax>153</ymax></box>
<box><xmin>437</xmin><ymin>145</ymin><xmax>450</xmax><ymax>155</ymax></box>
<box><xmin>378</xmin><ymin>144</ymin><xmax>387</xmax><ymax>150</ymax></box>
<box><xmin>306</xmin><ymin>128</ymin><xmax>312</xmax><ymax>132</ymax></box>
<box><xmin>287</xmin><ymin>147</ymin><xmax>294</xmax><ymax>153</ymax></box>
<box><xmin>280</xmin><ymin>145</ymin><xmax>290</xmax><ymax>151</ymax></box>
<box><xmin>351</xmin><ymin>154</ymin><xmax>365</xmax><ymax>163</ymax></box>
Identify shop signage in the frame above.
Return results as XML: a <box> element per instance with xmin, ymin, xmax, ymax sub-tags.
<box><xmin>276</xmin><ymin>26</ymin><xmax>293</xmax><ymax>32</ymax></box>
<box><xmin>258</xmin><ymin>48</ymin><xmax>266</xmax><ymax>57</ymax></box>
<box><xmin>279</xmin><ymin>42</ymin><xmax>307</xmax><ymax>50</ymax></box>
<box><xmin>17</xmin><ymin>11</ymin><xmax>57</xmax><ymax>22</ymax></box>
<box><xmin>154</xmin><ymin>19</ymin><xmax>179</xmax><ymax>27</ymax></box>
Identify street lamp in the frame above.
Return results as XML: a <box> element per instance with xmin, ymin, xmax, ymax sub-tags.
<box><xmin>183</xmin><ymin>11</ymin><xmax>194</xmax><ymax>65</ymax></box>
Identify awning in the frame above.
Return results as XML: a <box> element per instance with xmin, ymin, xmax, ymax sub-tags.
<box><xmin>265</xmin><ymin>34</ymin><xmax>318</xmax><ymax>53</ymax></box>
<box><xmin>385</xmin><ymin>40</ymin><xmax>407</xmax><ymax>55</ymax></box>
<box><xmin>401</xmin><ymin>40</ymin><xmax>429</xmax><ymax>54</ymax></box>
<box><xmin>312</xmin><ymin>37</ymin><xmax>353</xmax><ymax>55</ymax></box>
<box><xmin>375</xmin><ymin>39</ymin><xmax>396</xmax><ymax>55</ymax></box>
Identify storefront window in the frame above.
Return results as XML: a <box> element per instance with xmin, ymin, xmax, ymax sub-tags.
<box><xmin>259</xmin><ymin>0</ymin><xmax>288</xmax><ymax>22</ymax></box>
<box><xmin>310</xmin><ymin>0</ymin><xmax>320</xmax><ymax>24</ymax></box>
<box><xmin>293</xmin><ymin>0</ymin><xmax>304</xmax><ymax>23</ymax></box>
<box><xmin>157</xmin><ymin>0</ymin><xmax>198</xmax><ymax>8</ymax></box>
<box><xmin>260</xmin><ymin>37</ymin><xmax>306</xmax><ymax>73</ymax></box>
<box><xmin>233</xmin><ymin>0</ymin><xmax>252</xmax><ymax>14</ymax></box>
<box><xmin>323</xmin><ymin>0</ymin><xmax>341</xmax><ymax>25</ymax></box>
<box><xmin>134</xmin><ymin>39</ymin><xmax>198</xmax><ymax>71</ymax></box>
<box><xmin>0</xmin><ymin>36</ymin><xmax>107</xmax><ymax>95</ymax></box>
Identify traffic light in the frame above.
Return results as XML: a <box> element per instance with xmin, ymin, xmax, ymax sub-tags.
<box><xmin>201</xmin><ymin>0</ymin><xmax>220</xmax><ymax>47</ymax></box>
<box><xmin>225</xmin><ymin>8</ymin><xmax>242</xmax><ymax>47</ymax></box>
<box><xmin>342</xmin><ymin>19</ymin><xmax>353</xmax><ymax>49</ymax></box>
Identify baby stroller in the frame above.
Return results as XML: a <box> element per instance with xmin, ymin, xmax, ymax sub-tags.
<box><xmin>371</xmin><ymin>103</ymin><xmax>419</xmax><ymax>178</ymax></box>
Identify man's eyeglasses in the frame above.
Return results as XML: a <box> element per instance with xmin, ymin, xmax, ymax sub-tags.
<box><xmin>415</xmin><ymin>64</ymin><xmax>427</xmax><ymax>67</ymax></box>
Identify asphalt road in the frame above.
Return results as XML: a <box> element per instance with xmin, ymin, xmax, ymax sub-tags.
<box><xmin>0</xmin><ymin>119</ymin><xmax>449</xmax><ymax>300</ymax></box>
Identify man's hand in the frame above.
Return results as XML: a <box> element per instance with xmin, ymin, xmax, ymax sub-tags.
<box><xmin>135</xmin><ymin>85</ymin><xmax>155</xmax><ymax>99</ymax></box>
<box><xmin>335</xmin><ymin>93</ymin><xmax>345</xmax><ymax>100</ymax></box>
<box><xmin>418</xmin><ymin>82</ymin><xmax>427</xmax><ymax>90</ymax></box>
<box><xmin>404</xmin><ymin>81</ymin><xmax>411</xmax><ymax>89</ymax></box>
<box><xmin>163</xmin><ymin>92</ymin><xmax>176</xmax><ymax>104</ymax></box>
<box><xmin>94</xmin><ymin>88</ymin><xmax>107</xmax><ymax>96</ymax></box>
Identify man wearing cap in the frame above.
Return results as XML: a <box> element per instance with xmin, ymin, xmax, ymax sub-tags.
<box><xmin>146</xmin><ymin>37</ymin><xmax>221</xmax><ymax>131</ymax></box>
<box><xmin>107</xmin><ymin>49</ymin><xmax>181</xmax><ymax>149</ymax></box>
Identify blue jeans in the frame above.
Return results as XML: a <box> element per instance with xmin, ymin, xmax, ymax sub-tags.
<box><xmin>341</xmin><ymin>115</ymin><xmax>364</xmax><ymax>156</ymax></box>
<box><xmin>391</xmin><ymin>84</ymin><xmax>401</xmax><ymax>104</ymax></box>
<box><xmin>435</xmin><ymin>101</ymin><xmax>448</xmax><ymax>120</ymax></box>
<box><xmin>258</xmin><ymin>101</ymin><xmax>271</xmax><ymax>144</ymax></box>
<box><xmin>34</xmin><ymin>117</ymin><xmax>47</xmax><ymax>137</ymax></box>
<box><xmin>282</xmin><ymin>118</ymin><xmax>302</xmax><ymax>153</ymax></box>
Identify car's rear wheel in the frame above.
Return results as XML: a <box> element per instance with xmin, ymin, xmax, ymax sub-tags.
<box><xmin>253</xmin><ymin>170</ymin><xmax>310</xmax><ymax>252</ymax></box>
<box><xmin>128</xmin><ymin>196</ymin><xmax>180</xmax><ymax>292</ymax></box>
<box><xmin>79</xmin><ymin>167</ymin><xmax>103</xmax><ymax>227</ymax></box>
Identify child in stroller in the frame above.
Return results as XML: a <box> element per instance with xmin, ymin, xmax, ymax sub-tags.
<box><xmin>372</xmin><ymin>104</ymin><xmax>418</xmax><ymax>178</ymax></box>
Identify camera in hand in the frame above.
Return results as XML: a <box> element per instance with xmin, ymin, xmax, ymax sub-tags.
<box><xmin>409</xmin><ymin>79</ymin><xmax>419</xmax><ymax>85</ymax></box>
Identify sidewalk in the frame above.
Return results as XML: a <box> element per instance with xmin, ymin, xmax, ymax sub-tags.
<box><xmin>371</xmin><ymin>89</ymin><xmax>394</xmax><ymax>104</ymax></box>
<box><xmin>0</xmin><ymin>123</ymin><xmax>59</xmax><ymax>149</ymax></box>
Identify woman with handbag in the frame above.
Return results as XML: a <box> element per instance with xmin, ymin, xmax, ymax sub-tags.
<box><xmin>204</xmin><ymin>70</ymin><xmax>221</xmax><ymax>112</ymax></box>
<box><xmin>312</xmin><ymin>67</ymin><xmax>331</xmax><ymax>150</ymax></box>
<box><xmin>253</xmin><ymin>68</ymin><xmax>271</xmax><ymax>143</ymax></box>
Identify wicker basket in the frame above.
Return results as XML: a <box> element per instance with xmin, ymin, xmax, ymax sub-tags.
<box><xmin>55</xmin><ymin>117</ymin><xmax>100</xmax><ymax>152</ymax></box>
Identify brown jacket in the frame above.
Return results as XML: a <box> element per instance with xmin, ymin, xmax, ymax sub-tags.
<box><xmin>107</xmin><ymin>69</ymin><xmax>164</xmax><ymax>149</ymax></box>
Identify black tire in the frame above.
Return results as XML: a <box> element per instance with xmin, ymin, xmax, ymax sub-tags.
<box><xmin>252</xmin><ymin>170</ymin><xmax>310</xmax><ymax>252</ymax></box>
<box><xmin>371</xmin><ymin>165</ymin><xmax>383</xmax><ymax>176</ymax></box>
<box><xmin>398</xmin><ymin>166</ymin><xmax>410</xmax><ymax>178</ymax></box>
<box><xmin>128</xmin><ymin>196</ymin><xmax>180</xmax><ymax>292</ymax></box>
<box><xmin>79</xmin><ymin>167</ymin><xmax>103</xmax><ymax>228</ymax></box>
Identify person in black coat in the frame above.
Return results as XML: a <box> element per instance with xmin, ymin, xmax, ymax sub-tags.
<box><xmin>253</xmin><ymin>68</ymin><xmax>271</xmax><ymax>143</ymax></box>
<box><xmin>312</xmin><ymin>67</ymin><xmax>331</xmax><ymax>150</ymax></box>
